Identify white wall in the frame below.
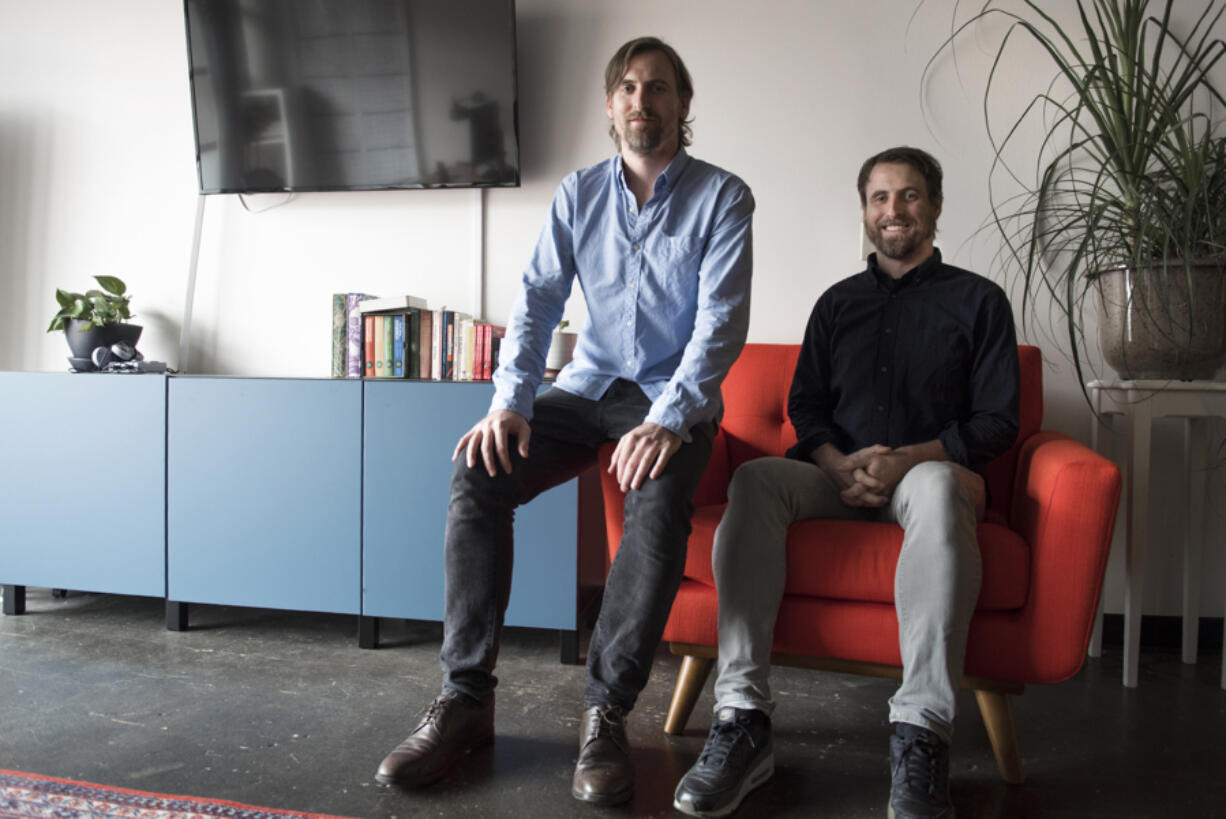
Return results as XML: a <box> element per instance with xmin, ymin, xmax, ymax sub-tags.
<box><xmin>1</xmin><ymin>0</ymin><xmax>1222</xmax><ymax>621</ymax></box>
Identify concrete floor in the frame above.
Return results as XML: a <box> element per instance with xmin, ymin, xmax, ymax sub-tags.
<box><xmin>0</xmin><ymin>589</ymin><xmax>1223</xmax><ymax>819</ymax></box>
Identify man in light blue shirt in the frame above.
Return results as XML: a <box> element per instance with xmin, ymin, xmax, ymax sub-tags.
<box><xmin>376</xmin><ymin>36</ymin><xmax>754</xmax><ymax>806</ymax></box>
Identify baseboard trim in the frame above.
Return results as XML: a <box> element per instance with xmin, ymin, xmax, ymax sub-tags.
<box><xmin>1099</xmin><ymin>614</ymin><xmax>1224</xmax><ymax>652</ymax></box>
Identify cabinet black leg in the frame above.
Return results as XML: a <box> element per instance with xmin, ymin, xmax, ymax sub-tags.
<box><xmin>559</xmin><ymin>629</ymin><xmax>580</xmax><ymax>665</ymax></box>
<box><xmin>166</xmin><ymin>600</ymin><xmax>189</xmax><ymax>631</ymax></box>
<box><xmin>2</xmin><ymin>585</ymin><xmax>26</xmax><ymax>615</ymax></box>
<box><xmin>359</xmin><ymin>616</ymin><xmax>379</xmax><ymax>649</ymax></box>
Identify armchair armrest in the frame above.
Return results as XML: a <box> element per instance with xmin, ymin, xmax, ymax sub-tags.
<box><xmin>597</xmin><ymin>443</ymin><xmax>624</xmax><ymax>565</ymax></box>
<box><xmin>1008</xmin><ymin>431</ymin><xmax>1122</xmax><ymax>682</ymax></box>
<box><xmin>597</xmin><ymin>432</ymin><xmax>734</xmax><ymax>565</ymax></box>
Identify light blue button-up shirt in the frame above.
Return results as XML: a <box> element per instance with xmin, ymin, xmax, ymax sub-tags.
<box><xmin>491</xmin><ymin>149</ymin><xmax>754</xmax><ymax>439</ymax></box>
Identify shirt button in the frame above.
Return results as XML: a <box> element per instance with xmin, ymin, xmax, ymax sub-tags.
<box><xmin>626</xmin><ymin>359</ymin><xmax>632</xmax><ymax>365</ymax></box>
<box><xmin>880</xmin><ymin>366</ymin><xmax>888</xmax><ymax>372</ymax></box>
<box><xmin>632</xmin><ymin>243</ymin><xmax>640</xmax><ymax>251</ymax></box>
<box><xmin>877</xmin><ymin>404</ymin><xmax>885</xmax><ymax>411</ymax></box>
<box><xmin>626</xmin><ymin>321</ymin><xmax>632</xmax><ymax>327</ymax></box>
<box><xmin>884</xmin><ymin>328</ymin><xmax>892</xmax><ymax>334</ymax></box>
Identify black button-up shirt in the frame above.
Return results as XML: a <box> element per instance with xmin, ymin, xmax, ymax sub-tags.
<box><xmin>786</xmin><ymin>249</ymin><xmax>1020</xmax><ymax>470</ymax></box>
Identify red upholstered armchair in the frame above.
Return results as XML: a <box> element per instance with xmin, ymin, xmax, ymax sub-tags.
<box><xmin>598</xmin><ymin>344</ymin><xmax>1120</xmax><ymax>784</ymax></box>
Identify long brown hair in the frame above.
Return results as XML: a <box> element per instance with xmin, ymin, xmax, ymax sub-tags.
<box><xmin>604</xmin><ymin>36</ymin><xmax>694</xmax><ymax>148</ymax></box>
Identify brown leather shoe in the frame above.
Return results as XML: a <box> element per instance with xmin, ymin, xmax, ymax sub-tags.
<box><xmin>375</xmin><ymin>691</ymin><xmax>494</xmax><ymax>788</ymax></box>
<box><xmin>571</xmin><ymin>705</ymin><xmax>634</xmax><ymax>804</ymax></box>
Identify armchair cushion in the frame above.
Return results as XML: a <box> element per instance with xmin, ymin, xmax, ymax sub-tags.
<box><xmin>680</xmin><ymin>516</ymin><xmax>1030</xmax><ymax>611</ymax></box>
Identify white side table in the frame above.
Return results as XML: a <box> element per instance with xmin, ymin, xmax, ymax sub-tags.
<box><xmin>1086</xmin><ymin>379</ymin><xmax>1226</xmax><ymax>688</ymax></box>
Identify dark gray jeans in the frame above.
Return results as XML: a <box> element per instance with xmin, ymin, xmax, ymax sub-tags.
<box><xmin>440</xmin><ymin>380</ymin><xmax>715</xmax><ymax>713</ymax></box>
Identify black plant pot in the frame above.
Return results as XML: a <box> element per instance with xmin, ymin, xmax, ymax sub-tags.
<box><xmin>63</xmin><ymin>319</ymin><xmax>142</xmax><ymax>360</ymax></box>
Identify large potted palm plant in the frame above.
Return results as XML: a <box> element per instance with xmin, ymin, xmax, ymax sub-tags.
<box><xmin>926</xmin><ymin>0</ymin><xmax>1226</xmax><ymax>387</ymax></box>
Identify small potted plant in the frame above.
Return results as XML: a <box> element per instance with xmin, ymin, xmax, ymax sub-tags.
<box><xmin>47</xmin><ymin>275</ymin><xmax>142</xmax><ymax>369</ymax></box>
<box><xmin>545</xmin><ymin>319</ymin><xmax>578</xmax><ymax>378</ymax></box>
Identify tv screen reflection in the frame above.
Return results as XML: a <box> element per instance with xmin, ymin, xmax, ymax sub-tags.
<box><xmin>185</xmin><ymin>0</ymin><xmax>519</xmax><ymax>193</ymax></box>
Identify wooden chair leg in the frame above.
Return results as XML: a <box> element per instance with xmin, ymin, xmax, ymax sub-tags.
<box><xmin>975</xmin><ymin>688</ymin><xmax>1025</xmax><ymax>784</ymax></box>
<box><xmin>664</xmin><ymin>653</ymin><xmax>715</xmax><ymax>735</ymax></box>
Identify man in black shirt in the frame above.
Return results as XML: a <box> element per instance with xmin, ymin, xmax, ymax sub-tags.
<box><xmin>673</xmin><ymin>147</ymin><xmax>1019</xmax><ymax>819</ymax></box>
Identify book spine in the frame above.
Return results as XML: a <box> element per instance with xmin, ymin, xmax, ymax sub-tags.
<box><xmin>348</xmin><ymin>293</ymin><xmax>371</xmax><ymax>378</ymax></box>
<box><xmin>459</xmin><ymin>318</ymin><xmax>473</xmax><ymax>381</ymax></box>
<box><xmin>384</xmin><ymin>314</ymin><xmax>395</xmax><ymax>378</ymax></box>
<box><xmin>489</xmin><ymin>325</ymin><xmax>505</xmax><ymax>379</ymax></box>
<box><xmin>372</xmin><ymin>316</ymin><xmax>387</xmax><ymax>377</ymax></box>
<box><xmin>443</xmin><ymin>311</ymin><xmax>455</xmax><ymax>380</ymax></box>
<box><xmin>331</xmin><ymin>294</ymin><xmax>347</xmax><ymax>378</ymax></box>
<box><xmin>470</xmin><ymin>321</ymin><xmax>480</xmax><ymax>382</ymax></box>
<box><xmin>363</xmin><ymin>314</ymin><xmax>376</xmax><ymax>378</ymax></box>
<box><xmin>469</xmin><ymin>323</ymin><xmax>479</xmax><ymax>382</ymax></box>
<box><xmin>478</xmin><ymin>323</ymin><xmax>492</xmax><ymax>380</ymax></box>
<box><xmin>469</xmin><ymin>321</ymin><xmax>480</xmax><ymax>381</ymax></box>
<box><xmin>392</xmin><ymin>314</ymin><xmax>405</xmax><ymax>378</ymax></box>
<box><xmin>420</xmin><ymin>310</ymin><xmax>434</xmax><ymax>380</ymax></box>
<box><xmin>407</xmin><ymin>308</ymin><xmax>421</xmax><ymax>379</ymax></box>
<box><xmin>477</xmin><ymin>322</ymin><xmax>489</xmax><ymax>381</ymax></box>
<box><xmin>430</xmin><ymin>309</ymin><xmax>442</xmax><ymax>379</ymax></box>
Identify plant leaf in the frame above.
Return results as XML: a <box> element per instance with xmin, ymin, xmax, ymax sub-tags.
<box><xmin>95</xmin><ymin>275</ymin><xmax>126</xmax><ymax>296</ymax></box>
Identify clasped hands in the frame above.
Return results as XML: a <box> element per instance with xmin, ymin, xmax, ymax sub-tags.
<box><xmin>820</xmin><ymin>444</ymin><xmax>916</xmax><ymax>508</ymax></box>
<box><xmin>454</xmin><ymin>409</ymin><xmax>680</xmax><ymax>493</ymax></box>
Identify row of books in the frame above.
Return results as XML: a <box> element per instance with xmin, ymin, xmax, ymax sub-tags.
<box><xmin>330</xmin><ymin>293</ymin><xmax>505</xmax><ymax>381</ymax></box>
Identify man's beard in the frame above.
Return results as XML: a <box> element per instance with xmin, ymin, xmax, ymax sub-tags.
<box><xmin>865</xmin><ymin>218</ymin><xmax>935</xmax><ymax>260</ymax></box>
<box><xmin>622</xmin><ymin>113</ymin><xmax>664</xmax><ymax>153</ymax></box>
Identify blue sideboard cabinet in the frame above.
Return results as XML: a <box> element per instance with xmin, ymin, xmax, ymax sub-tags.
<box><xmin>362</xmin><ymin>380</ymin><xmax>589</xmax><ymax>658</ymax></box>
<box><xmin>2</xmin><ymin>373</ymin><xmax>599</xmax><ymax>662</ymax></box>
<box><xmin>0</xmin><ymin>373</ymin><xmax>167</xmax><ymax>613</ymax></box>
<box><xmin>166</xmin><ymin>377</ymin><xmax>364</xmax><ymax>626</ymax></box>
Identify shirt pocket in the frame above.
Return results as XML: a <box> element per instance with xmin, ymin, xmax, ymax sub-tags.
<box><xmin>909</xmin><ymin>321</ymin><xmax>970</xmax><ymax>398</ymax></box>
<box><xmin>647</xmin><ymin>234</ymin><xmax>705</xmax><ymax>300</ymax></box>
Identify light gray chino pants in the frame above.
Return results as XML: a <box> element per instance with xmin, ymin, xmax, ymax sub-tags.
<box><xmin>711</xmin><ymin>456</ymin><xmax>984</xmax><ymax>743</ymax></box>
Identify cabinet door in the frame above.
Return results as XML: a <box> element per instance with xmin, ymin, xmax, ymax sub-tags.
<box><xmin>167</xmin><ymin>378</ymin><xmax>362</xmax><ymax>614</ymax></box>
<box><xmin>0</xmin><ymin>373</ymin><xmax>166</xmax><ymax>597</ymax></box>
<box><xmin>362</xmin><ymin>381</ymin><xmax>577</xmax><ymax>629</ymax></box>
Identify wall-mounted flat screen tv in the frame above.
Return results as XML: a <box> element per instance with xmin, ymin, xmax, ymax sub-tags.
<box><xmin>184</xmin><ymin>0</ymin><xmax>519</xmax><ymax>194</ymax></box>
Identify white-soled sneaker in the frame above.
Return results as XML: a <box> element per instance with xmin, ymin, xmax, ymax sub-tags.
<box><xmin>673</xmin><ymin>706</ymin><xmax>773</xmax><ymax>817</ymax></box>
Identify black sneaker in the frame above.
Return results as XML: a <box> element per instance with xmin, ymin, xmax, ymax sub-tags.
<box><xmin>673</xmin><ymin>706</ymin><xmax>773</xmax><ymax>817</ymax></box>
<box><xmin>888</xmin><ymin>722</ymin><xmax>955</xmax><ymax>819</ymax></box>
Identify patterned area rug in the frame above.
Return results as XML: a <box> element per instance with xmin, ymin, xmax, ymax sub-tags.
<box><xmin>0</xmin><ymin>769</ymin><xmax>356</xmax><ymax>819</ymax></box>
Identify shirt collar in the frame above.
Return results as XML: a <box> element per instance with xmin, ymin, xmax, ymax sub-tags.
<box><xmin>867</xmin><ymin>247</ymin><xmax>943</xmax><ymax>290</ymax></box>
<box><xmin>613</xmin><ymin>147</ymin><xmax>690</xmax><ymax>199</ymax></box>
<box><xmin>657</xmin><ymin>147</ymin><xmax>690</xmax><ymax>194</ymax></box>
